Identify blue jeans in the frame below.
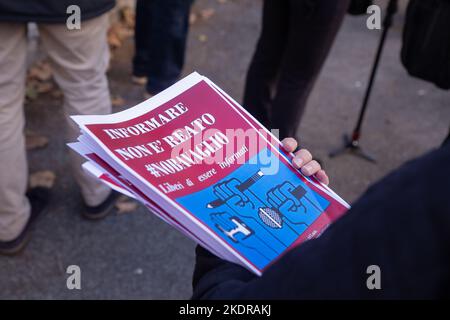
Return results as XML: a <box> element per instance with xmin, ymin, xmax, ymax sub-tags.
<box><xmin>133</xmin><ymin>0</ymin><xmax>193</xmax><ymax>94</ymax></box>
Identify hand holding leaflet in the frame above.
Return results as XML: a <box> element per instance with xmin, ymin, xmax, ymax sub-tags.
<box><xmin>68</xmin><ymin>72</ymin><xmax>349</xmax><ymax>275</ymax></box>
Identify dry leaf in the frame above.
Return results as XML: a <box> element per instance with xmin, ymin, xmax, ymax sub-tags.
<box><xmin>189</xmin><ymin>12</ymin><xmax>198</xmax><ymax>25</ymax></box>
<box><xmin>198</xmin><ymin>34</ymin><xmax>208</xmax><ymax>42</ymax></box>
<box><xmin>115</xmin><ymin>198</ymin><xmax>139</xmax><ymax>214</ymax></box>
<box><xmin>218</xmin><ymin>0</ymin><xmax>227</xmax><ymax>4</ymax></box>
<box><xmin>26</xmin><ymin>131</ymin><xmax>49</xmax><ymax>150</ymax></box>
<box><xmin>28</xmin><ymin>61</ymin><xmax>52</xmax><ymax>82</ymax></box>
<box><xmin>200</xmin><ymin>8</ymin><xmax>215</xmax><ymax>20</ymax></box>
<box><xmin>120</xmin><ymin>6</ymin><xmax>135</xmax><ymax>29</ymax></box>
<box><xmin>29</xmin><ymin>170</ymin><xmax>56</xmax><ymax>189</ymax></box>
<box><xmin>108</xmin><ymin>22</ymin><xmax>134</xmax><ymax>50</ymax></box>
<box><xmin>36</xmin><ymin>82</ymin><xmax>54</xmax><ymax>94</ymax></box>
<box><xmin>111</xmin><ymin>95</ymin><xmax>125</xmax><ymax>107</ymax></box>
<box><xmin>25</xmin><ymin>83</ymin><xmax>38</xmax><ymax>100</ymax></box>
<box><xmin>108</xmin><ymin>24</ymin><xmax>123</xmax><ymax>49</ymax></box>
<box><xmin>118</xmin><ymin>26</ymin><xmax>134</xmax><ymax>38</ymax></box>
<box><xmin>25</xmin><ymin>74</ymin><xmax>55</xmax><ymax>100</ymax></box>
<box><xmin>51</xmin><ymin>89</ymin><xmax>63</xmax><ymax>99</ymax></box>
<box><xmin>108</xmin><ymin>32</ymin><xmax>122</xmax><ymax>49</ymax></box>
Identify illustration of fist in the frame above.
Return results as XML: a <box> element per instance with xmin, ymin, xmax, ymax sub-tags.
<box><xmin>212</xmin><ymin>178</ymin><xmax>254</xmax><ymax>209</ymax></box>
<box><xmin>267</xmin><ymin>182</ymin><xmax>308</xmax><ymax>225</ymax></box>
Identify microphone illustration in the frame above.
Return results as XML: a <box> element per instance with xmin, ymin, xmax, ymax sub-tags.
<box><xmin>259</xmin><ymin>184</ymin><xmax>323</xmax><ymax>229</ymax></box>
<box><xmin>206</xmin><ymin>170</ymin><xmax>264</xmax><ymax>209</ymax></box>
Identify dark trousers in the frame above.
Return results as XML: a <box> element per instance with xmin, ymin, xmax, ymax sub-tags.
<box><xmin>243</xmin><ymin>0</ymin><xmax>349</xmax><ymax>138</ymax></box>
<box><xmin>133</xmin><ymin>0</ymin><xmax>193</xmax><ymax>94</ymax></box>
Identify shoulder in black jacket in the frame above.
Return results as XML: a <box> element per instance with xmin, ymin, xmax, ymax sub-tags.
<box><xmin>192</xmin><ymin>142</ymin><xmax>450</xmax><ymax>299</ymax></box>
<box><xmin>0</xmin><ymin>0</ymin><xmax>115</xmax><ymax>23</ymax></box>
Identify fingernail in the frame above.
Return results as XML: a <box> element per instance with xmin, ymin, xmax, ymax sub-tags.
<box><xmin>303</xmin><ymin>164</ymin><xmax>312</xmax><ymax>174</ymax></box>
<box><xmin>293</xmin><ymin>157</ymin><xmax>303</xmax><ymax>168</ymax></box>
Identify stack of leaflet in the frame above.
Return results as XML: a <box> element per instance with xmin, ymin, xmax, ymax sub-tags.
<box><xmin>69</xmin><ymin>72</ymin><xmax>349</xmax><ymax>275</ymax></box>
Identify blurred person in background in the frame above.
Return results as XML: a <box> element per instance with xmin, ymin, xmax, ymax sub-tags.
<box><xmin>243</xmin><ymin>0</ymin><xmax>350</xmax><ymax>139</ymax></box>
<box><xmin>132</xmin><ymin>0</ymin><xmax>194</xmax><ymax>97</ymax></box>
<box><xmin>0</xmin><ymin>0</ymin><xmax>118</xmax><ymax>255</ymax></box>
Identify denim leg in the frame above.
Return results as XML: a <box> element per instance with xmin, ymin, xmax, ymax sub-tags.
<box><xmin>133</xmin><ymin>0</ymin><xmax>152</xmax><ymax>77</ymax></box>
<box><xmin>144</xmin><ymin>0</ymin><xmax>193</xmax><ymax>94</ymax></box>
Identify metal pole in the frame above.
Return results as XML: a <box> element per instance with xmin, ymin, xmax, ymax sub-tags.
<box><xmin>329</xmin><ymin>0</ymin><xmax>398</xmax><ymax>162</ymax></box>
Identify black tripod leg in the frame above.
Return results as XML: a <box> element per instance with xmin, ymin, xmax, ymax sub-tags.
<box><xmin>329</xmin><ymin>134</ymin><xmax>376</xmax><ymax>163</ymax></box>
<box><xmin>351</xmin><ymin>146</ymin><xmax>376</xmax><ymax>163</ymax></box>
<box><xmin>328</xmin><ymin>134</ymin><xmax>352</xmax><ymax>158</ymax></box>
<box><xmin>328</xmin><ymin>0</ymin><xmax>397</xmax><ymax>164</ymax></box>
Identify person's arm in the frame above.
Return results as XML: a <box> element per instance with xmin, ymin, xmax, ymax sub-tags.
<box><xmin>192</xmin><ymin>139</ymin><xmax>450</xmax><ymax>299</ymax></box>
<box><xmin>192</xmin><ymin>245</ymin><xmax>256</xmax><ymax>299</ymax></box>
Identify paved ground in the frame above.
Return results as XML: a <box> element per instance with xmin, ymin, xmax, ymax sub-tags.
<box><xmin>1</xmin><ymin>0</ymin><xmax>449</xmax><ymax>299</ymax></box>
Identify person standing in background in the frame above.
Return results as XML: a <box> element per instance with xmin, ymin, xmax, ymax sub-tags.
<box><xmin>243</xmin><ymin>0</ymin><xmax>350</xmax><ymax>139</ymax></box>
<box><xmin>132</xmin><ymin>0</ymin><xmax>194</xmax><ymax>97</ymax></box>
<box><xmin>0</xmin><ymin>0</ymin><xmax>117</xmax><ymax>255</ymax></box>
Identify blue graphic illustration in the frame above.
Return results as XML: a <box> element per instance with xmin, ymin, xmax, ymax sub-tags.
<box><xmin>176</xmin><ymin>148</ymin><xmax>330</xmax><ymax>270</ymax></box>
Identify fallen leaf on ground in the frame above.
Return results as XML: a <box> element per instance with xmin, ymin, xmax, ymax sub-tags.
<box><xmin>108</xmin><ymin>21</ymin><xmax>134</xmax><ymax>50</ymax></box>
<box><xmin>25</xmin><ymin>84</ymin><xmax>38</xmax><ymax>100</ymax></box>
<box><xmin>120</xmin><ymin>6</ymin><xmax>135</xmax><ymax>29</ymax></box>
<box><xmin>26</xmin><ymin>131</ymin><xmax>49</xmax><ymax>150</ymax></box>
<box><xmin>198</xmin><ymin>34</ymin><xmax>208</xmax><ymax>42</ymax></box>
<box><xmin>107</xmin><ymin>24</ymin><xmax>123</xmax><ymax>49</ymax></box>
<box><xmin>28</xmin><ymin>61</ymin><xmax>53</xmax><ymax>82</ymax></box>
<box><xmin>51</xmin><ymin>89</ymin><xmax>63</xmax><ymax>99</ymax></box>
<box><xmin>111</xmin><ymin>95</ymin><xmax>125</xmax><ymax>107</ymax></box>
<box><xmin>189</xmin><ymin>12</ymin><xmax>198</xmax><ymax>25</ymax></box>
<box><xmin>29</xmin><ymin>170</ymin><xmax>56</xmax><ymax>189</ymax></box>
<box><xmin>115</xmin><ymin>196</ymin><xmax>139</xmax><ymax>214</ymax></box>
<box><xmin>35</xmin><ymin>82</ymin><xmax>54</xmax><ymax>94</ymax></box>
<box><xmin>200</xmin><ymin>8</ymin><xmax>215</xmax><ymax>20</ymax></box>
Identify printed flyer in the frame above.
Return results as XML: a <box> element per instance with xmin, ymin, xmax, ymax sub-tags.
<box><xmin>69</xmin><ymin>72</ymin><xmax>349</xmax><ymax>275</ymax></box>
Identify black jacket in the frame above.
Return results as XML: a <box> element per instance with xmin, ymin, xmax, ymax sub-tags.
<box><xmin>0</xmin><ymin>0</ymin><xmax>115</xmax><ymax>23</ymax></box>
<box><xmin>192</xmin><ymin>142</ymin><xmax>450</xmax><ymax>299</ymax></box>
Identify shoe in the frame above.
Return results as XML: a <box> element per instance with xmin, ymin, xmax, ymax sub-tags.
<box><xmin>0</xmin><ymin>187</ymin><xmax>51</xmax><ymax>255</ymax></box>
<box><xmin>82</xmin><ymin>190</ymin><xmax>119</xmax><ymax>220</ymax></box>
<box><xmin>131</xmin><ymin>75</ymin><xmax>147</xmax><ymax>86</ymax></box>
